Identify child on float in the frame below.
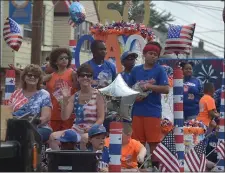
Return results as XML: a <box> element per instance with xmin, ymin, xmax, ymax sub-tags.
<box><xmin>128</xmin><ymin>41</ymin><xmax>169</xmax><ymax>169</ymax></box>
<box><xmin>196</xmin><ymin>82</ymin><xmax>220</xmax><ymax>129</ymax></box>
<box><xmin>56</xmin><ymin>129</ymin><xmax>81</xmax><ymax>150</ymax></box>
<box><xmin>87</xmin><ymin>124</ymin><xmax>110</xmax><ymax>172</ymax></box>
<box><xmin>120</xmin><ymin>51</ymin><xmax>138</xmax><ymax>84</ymax></box>
<box><xmin>196</xmin><ymin>82</ymin><xmax>220</xmax><ymax>171</ymax></box>
<box><xmin>104</xmin><ymin>122</ymin><xmax>147</xmax><ymax>171</ymax></box>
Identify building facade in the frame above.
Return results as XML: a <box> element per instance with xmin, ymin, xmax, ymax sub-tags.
<box><xmin>0</xmin><ymin>1</ymin><xmax>54</xmax><ymax>68</ymax></box>
<box><xmin>53</xmin><ymin>0</ymin><xmax>99</xmax><ymax>64</ymax></box>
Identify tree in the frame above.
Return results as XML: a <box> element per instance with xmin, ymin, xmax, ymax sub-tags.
<box><xmin>108</xmin><ymin>0</ymin><xmax>174</xmax><ymax>33</ymax></box>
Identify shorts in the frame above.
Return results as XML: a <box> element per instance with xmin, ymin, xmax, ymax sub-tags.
<box><xmin>37</xmin><ymin>127</ymin><xmax>52</xmax><ymax>143</ymax></box>
<box><xmin>50</xmin><ymin>119</ymin><xmax>74</xmax><ymax>132</ymax></box>
<box><xmin>132</xmin><ymin>116</ymin><xmax>162</xmax><ymax>143</ymax></box>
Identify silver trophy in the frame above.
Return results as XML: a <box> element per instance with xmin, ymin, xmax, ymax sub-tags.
<box><xmin>99</xmin><ymin>74</ymin><xmax>139</xmax><ymax>122</ymax></box>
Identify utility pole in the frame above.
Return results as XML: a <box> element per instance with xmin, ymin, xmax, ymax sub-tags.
<box><xmin>0</xmin><ymin>0</ymin><xmax>3</xmax><ymax>67</ymax></box>
<box><xmin>31</xmin><ymin>0</ymin><xmax>43</xmax><ymax>65</ymax></box>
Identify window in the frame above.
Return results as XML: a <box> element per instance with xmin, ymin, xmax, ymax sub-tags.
<box><xmin>74</xmin><ymin>21</ymin><xmax>91</xmax><ymax>51</ymax></box>
<box><xmin>23</xmin><ymin>5</ymin><xmax>45</xmax><ymax>42</ymax></box>
<box><xmin>24</xmin><ymin>24</ymin><xmax>32</xmax><ymax>38</ymax></box>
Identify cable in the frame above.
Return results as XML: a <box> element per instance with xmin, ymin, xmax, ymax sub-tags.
<box><xmin>154</xmin><ymin>6</ymin><xmax>224</xmax><ymax>46</ymax></box>
<box><xmin>195</xmin><ymin>30</ymin><xmax>224</xmax><ymax>33</ymax></box>
<box><xmin>169</xmin><ymin>1</ymin><xmax>223</xmax><ymax>11</ymax></box>
<box><xmin>170</xmin><ymin>1</ymin><xmax>222</xmax><ymax>24</ymax></box>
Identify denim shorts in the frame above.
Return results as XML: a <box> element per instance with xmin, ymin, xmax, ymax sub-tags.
<box><xmin>37</xmin><ymin>127</ymin><xmax>52</xmax><ymax>143</ymax></box>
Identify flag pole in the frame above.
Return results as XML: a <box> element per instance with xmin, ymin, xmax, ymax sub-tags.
<box><xmin>173</xmin><ymin>55</ymin><xmax>184</xmax><ymax>172</ymax></box>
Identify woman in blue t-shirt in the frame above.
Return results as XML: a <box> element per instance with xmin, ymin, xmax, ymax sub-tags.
<box><xmin>180</xmin><ymin>62</ymin><xmax>203</xmax><ymax>120</ymax></box>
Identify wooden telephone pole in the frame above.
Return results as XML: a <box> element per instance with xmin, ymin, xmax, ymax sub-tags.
<box><xmin>31</xmin><ymin>0</ymin><xmax>43</xmax><ymax>65</ymax></box>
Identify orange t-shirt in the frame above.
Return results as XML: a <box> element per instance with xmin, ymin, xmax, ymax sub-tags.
<box><xmin>105</xmin><ymin>137</ymin><xmax>143</xmax><ymax>169</ymax></box>
<box><xmin>196</xmin><ymin>94</ymin><xmax>216</xmax><ymax>126</ymax></box>
<box><xmin>46</xmin><ymin>68</ymin><xmax>77</xmax><ymax>120</ymax></box>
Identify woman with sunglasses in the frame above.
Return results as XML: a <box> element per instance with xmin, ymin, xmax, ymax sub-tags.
<box><xmin>45</xmin><ymin>48</ymin><xmax>79</xmax><ymax>132</ymax></box>
<box><xmin>48</xmin><ymin>64</ymin><xmax>105</xmax><ymax>150</ymax></box>
<box><xmin>7</xmin><ymin>64</ymin><xmax>52</xmax><ymax>142</ymax></box>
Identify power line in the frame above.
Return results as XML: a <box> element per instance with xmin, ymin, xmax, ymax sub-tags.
<box><xmin>170</xmin><ymin>1</ymin><xmax>222</xmax><ymax>24</ymax></box>
<box><xmin>154</xmin><ymin>6</ymin><xmax>224</xmax><ymax>46</ymax></box>
<box><xmin>195</xmin><ymin>30</ymin><xmax>224</xmax><ymax>33</ymax></box>
<box><xmin>169</xmin><ymin>1</ymin><xmax>223</xmax><ymax>11</ymax></box>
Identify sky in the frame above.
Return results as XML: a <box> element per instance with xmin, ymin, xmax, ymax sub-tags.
<box><xmin>153</xmin><ymin>1</ymin><xmax>224</xmax><ymax>58</ymax></box>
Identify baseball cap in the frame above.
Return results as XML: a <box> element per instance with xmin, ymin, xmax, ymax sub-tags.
<box><xmin>121</xmin><ymin>51</ymin><xmax>138</xmax><ymax>62</ymax></box>
<box><xmin>88</xmin><ymin>124</ymin><xmax>106</xmax><ymax>137</ymax></box>
<box><xmin>56</xmin><ymin>130</ymin><xmax>81</xmax><ymax>143</ymax></box>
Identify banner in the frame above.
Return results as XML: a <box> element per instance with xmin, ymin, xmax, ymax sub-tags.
<box><xmin>158</xmin><ymin>58</ymin><xmax>223</xmax><ymax>90</ymax></box>
<box><xmin>9</xmin><ymin>0</ymin><xmax>31</xmax><ymax>24</ymax></box>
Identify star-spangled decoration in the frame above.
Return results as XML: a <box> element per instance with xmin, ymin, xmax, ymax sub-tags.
<box><xmin>9</xmin><ymin>79</ymin><xmax>15</xmax><ymax>84</ymax></box>
<box><xmin>153</xmin><ymin>130</ymin><xmax>180</xmax><ymax>172</ymax></box>
<box><xmin>180</xmin><ymin>96</ymin><xmax>183</xmax><ymax>101</ymax></box>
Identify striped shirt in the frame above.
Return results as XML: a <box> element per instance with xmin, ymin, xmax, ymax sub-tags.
<box><xmin>72</xmin><ymin>89</ymin><xmax>98</xmax><ymax>133</ymax></box>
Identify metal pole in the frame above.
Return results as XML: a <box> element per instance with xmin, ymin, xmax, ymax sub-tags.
<box><xmin>31</xmin><ymin>0</ymin><xmax>43</xmax><ymax>65</ymax></box>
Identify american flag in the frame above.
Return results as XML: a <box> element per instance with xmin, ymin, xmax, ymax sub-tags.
<box><xmin>153</xmin><ymin>131</ymin><xmax>180</xmax><ymax>172</ymax></box>
<box><xmin>64</xmin><ymin>0</ymin><xmax>76</xmax><ymax>27</ymax></box>
<box><xmin>216</xmin><ymin>141</ymin><xmax>225</xmax><ymax>159</ymax></box>
<box><xmin>3</xmin><ymin>18</ymin><xmax>23</xmax><ymax>51</ymax></box>
<box><xmin>185</xmin><ymin>140</ymin><xmax>207</xmax><ymax>172</ymax></box>
<box><xmin>163</xmin><ymin>23</ymin><xmax>196</xmax><ymax>55</ymax></box>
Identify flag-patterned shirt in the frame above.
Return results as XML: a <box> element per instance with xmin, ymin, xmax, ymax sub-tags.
<box><xmin>72</xmin><ymin>89</ymin><xmax>98</xmax><ymax>133</ymax></box>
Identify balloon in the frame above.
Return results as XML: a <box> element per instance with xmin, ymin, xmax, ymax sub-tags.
<box><xmin>69</xmin><ymin>2</ymin><xmax>86</xmax><ymax>26</ymax></box>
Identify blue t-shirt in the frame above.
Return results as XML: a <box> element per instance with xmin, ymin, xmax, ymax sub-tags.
<box><xmin>183</xmin><ymin>76</ymin><xmax>203</xmax><ymax>119</ymax></box>
<box><xmin>214</xmin><ymin>88</ymin><xmax>222</xmax><ymax>113</ymax></box>
<box><xmin>129</xmin><ymin>64</ymin><xmax>168</xmax><ymax>117</ymax></box>
<box><xmin>86</xmin><ymin>59</ymin><xmax>116</xmax><ymax>88</ymax></box>
<box><xmin>88</xmin><ymin>146</ymin><xmax>110</xmax><ymax>171</ymax></box>
<box><xmin>121</xmin><ymin>71</ymin><xmax>131</xmax><ymax>85</ymax></box>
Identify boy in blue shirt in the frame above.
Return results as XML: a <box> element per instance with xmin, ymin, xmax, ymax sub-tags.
<box><xmin>85</xmin><ymin>40</ymin><xmax>117</xmax><ymax>89</ymax></box>
<box><xmin>87</xmin><ymin>125</ymin><xmax>110</xmax><ymax>172</ymax></box>
<box><xmin>129</xmin><ymin>41</ymin><xmax>169</xmax><ymax>168</ymax></box>
<box><xmin>120</xmin><ymin>51</ymin><xmax>138</xmax><ymax>84</ymax></box>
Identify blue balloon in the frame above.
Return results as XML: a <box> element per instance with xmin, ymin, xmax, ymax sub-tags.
<box><xmin>69</xmin><ymin>2</ymin><xmax>86</xmax><ymax>26</ymax></box>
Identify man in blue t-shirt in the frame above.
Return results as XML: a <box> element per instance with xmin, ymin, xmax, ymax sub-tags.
<box><xmin>129</xmin><ymin>41</ymin><xmax>169</xmax><ymax>169</ymax></box>
<box><xmin>120</xmin><ymin>51</ymin><xmax>138</xmax><ymax>84</ymax></box>
<box><xmin>85</xmin><ymin>40</ymin><xmax>116</xmax><ymax>89</ymax></box>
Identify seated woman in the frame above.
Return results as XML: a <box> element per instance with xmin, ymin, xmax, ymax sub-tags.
<box><xmin>48</xmin><ymin>64</ymin><xmax>105</xmax><ymax>150</ymax></box>
<box><xmin>7</xmin><ymin>64</ymin><xmax>52</xmax><ymax>143</ymax></box>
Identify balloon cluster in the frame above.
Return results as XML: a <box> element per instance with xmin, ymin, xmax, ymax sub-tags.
<box><xmin>90</xmin><ymin>20</ymin><xmax>155</xmax><ymax>41</ymax></box>
<box><xmin>184</xmin><ymin>119</ymin><xmax>207</xmax><ymax>135</ymax></box>
<box><xmin>69</xmin><ymin>2</ymin><xmax>86</xmax><ymax>26</ymax></box>
<box><xmin>161</xmin><ymin>118</ymin><xmax>173</xmax><ymax>135</ymax></box>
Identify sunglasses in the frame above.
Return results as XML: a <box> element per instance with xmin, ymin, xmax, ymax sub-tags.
<box><xmin>126</xmin><ymin>57</ymin><xmax>136</xmax><ymax>61</ymax></box>
<box><xmin>59</xmin><ymin>56</ymin><xmax>69</xmax><ymax>61</ymax></box>
<box><xmin>26</xmin><ymin>73</ymin><xmax>39</xmax><ymax>79</ymax></box>
<box><xmin>79</xmin><ymin>73</ymin><xmax>93</xmax><ymax>78</ymax></box>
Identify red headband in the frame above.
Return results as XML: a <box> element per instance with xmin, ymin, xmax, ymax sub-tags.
<box><xmin>143</xmin><ymin>45</ymin><xmax>161</xmax><ymax>56</ymax></box>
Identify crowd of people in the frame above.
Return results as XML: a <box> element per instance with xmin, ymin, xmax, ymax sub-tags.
<box><xmin>6</xmin><ymin>40</ymin><xmax>222</xmax><ymax>171</ymax></box>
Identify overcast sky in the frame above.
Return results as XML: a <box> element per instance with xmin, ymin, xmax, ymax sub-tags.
<box><xmin>153</xmin><ymin>1</ymin><xmax>224</xmax><ymax>58</ymax></box>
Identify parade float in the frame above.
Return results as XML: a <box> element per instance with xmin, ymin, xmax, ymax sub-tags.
<box><xmin>1</xmin><ymin>0</ymin><xmax>224</xmax><ymax>172</ymax></box>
